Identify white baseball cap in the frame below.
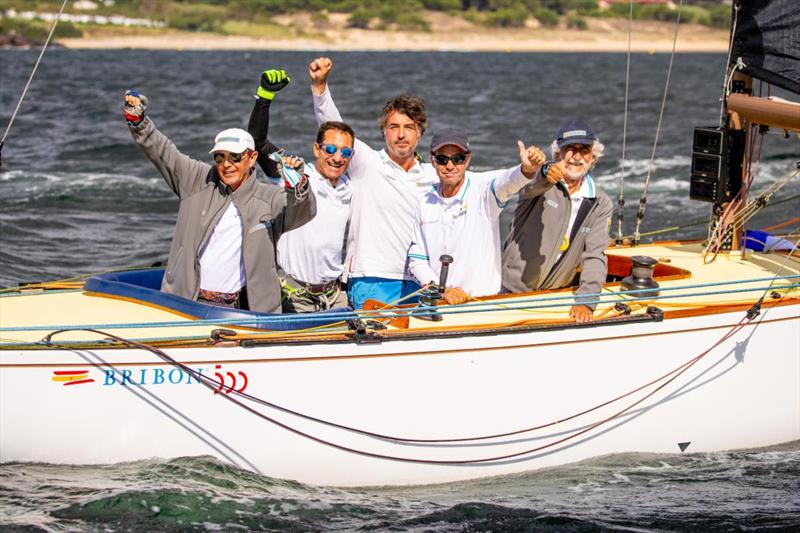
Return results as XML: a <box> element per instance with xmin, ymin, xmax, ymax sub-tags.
<box><xmin>209</xmin><ymin>128</ymin><xmax>255</xmax><ymax>154</ymax></box>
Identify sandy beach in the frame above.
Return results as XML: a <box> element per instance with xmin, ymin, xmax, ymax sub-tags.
<box><xmin>56</xmin><ymin>14</ymin><xmax>729</xmax><ymax>53</ymax></box>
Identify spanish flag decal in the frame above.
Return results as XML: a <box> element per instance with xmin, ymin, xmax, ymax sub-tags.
<box><xmin>51</xmin><ymin>370</ymin><xmax>94</xmax><ymax>386</ymax></box>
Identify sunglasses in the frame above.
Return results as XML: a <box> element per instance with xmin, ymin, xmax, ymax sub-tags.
<box><xmin>432</xmin><ymin>153</ymin><xmax>469</xmax><ymax>166</ymax></box>
<box><xmin>562</xmin><ymin>144</ymin><xmax>592</xmax><ymax>156</ymax></box>
<box><xmin>212</xmin><ymin>151</ymin><xmax>248</xmax><ymax>164</ymax></box>
<box><xmin>318</xmin><ymin>143</ymin><xmax>354</xmax><ymax>159</ymax></box>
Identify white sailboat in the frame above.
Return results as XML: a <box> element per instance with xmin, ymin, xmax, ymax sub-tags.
<box><xmin>1</xmin><ymin>1</ymin><xmax>798</xmax><ymax>487</ymax></box>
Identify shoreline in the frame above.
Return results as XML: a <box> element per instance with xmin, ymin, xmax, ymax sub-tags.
<box><xmin>55</xmin><ymin>34</ymin><xmax>729</xmax><ymax>53</ymax></box>
<box><xmin>53</xmin><ymin>20</ymin><xmax>729</xmax><ymax>53</ymax></box>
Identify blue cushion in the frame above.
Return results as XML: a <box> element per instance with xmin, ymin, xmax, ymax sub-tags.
<box><xmin>83</xmin><ymin>268</ymin><xmax>354</xmax><ymax>331</ymax></box>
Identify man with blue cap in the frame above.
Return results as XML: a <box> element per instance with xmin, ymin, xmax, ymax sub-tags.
<box><xmin>501</xmin><ymin>118</ymin><xmax>613</xmax><ymax>323</ymax></box>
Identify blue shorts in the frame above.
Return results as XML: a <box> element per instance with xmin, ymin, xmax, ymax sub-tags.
<box><xmin>347</xmin><ymin>277</ymin><xmax>421</xmax><ymax>309</ymax></box>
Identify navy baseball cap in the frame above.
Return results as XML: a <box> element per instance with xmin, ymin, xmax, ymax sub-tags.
<box><xmin>556</xmin><ymin>119</ymin><xmax>596</xmax><ymax>148</ymax></box>
<box><xmin>431</xmin><ymin>127</ymin><xmax>470</xmax><ymax>152</ymax></box>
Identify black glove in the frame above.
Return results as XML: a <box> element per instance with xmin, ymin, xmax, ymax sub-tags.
<box><xmin>257</xmin><ymin>69</ymin><xmax>290</xmax><ymax>100</ymax></box>
<box><xmin>123</xmin><ymin>90</ymin><xmax>148</xmax><ymax>126</ymax></box>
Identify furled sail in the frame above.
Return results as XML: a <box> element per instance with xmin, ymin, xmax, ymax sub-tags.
<box><xmin>730</xmin><ymin>0</ymin><xmax>800</xmax><ymax>95</ymax></box>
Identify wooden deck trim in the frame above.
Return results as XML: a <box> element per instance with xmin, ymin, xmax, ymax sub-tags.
<box><xmin>2</xmin><ymin>313</ymin><xmax>796</xmax><ymax>368</ymax></box>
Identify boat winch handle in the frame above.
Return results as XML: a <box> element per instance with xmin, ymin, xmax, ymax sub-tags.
<box><xmin>438</xmin><ymin>254</ymin><xmax>453</xmax><ymax>293</ymax></box>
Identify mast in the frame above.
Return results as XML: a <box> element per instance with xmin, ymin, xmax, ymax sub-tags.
<box><xmin>696</xmin><ymin>0</ymin><xmax>800</xmax><ymax>259</ymax></box>
<box><xmin>723</xmin><ymin>71</ymin><xmax>752</xmax><ymax>254</ymax></box>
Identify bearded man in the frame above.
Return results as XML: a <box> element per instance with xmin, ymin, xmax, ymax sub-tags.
<box><xmin>501</xmin><ymin>119</ymin><xmax>613</xmax><ymax>323</ymax></box>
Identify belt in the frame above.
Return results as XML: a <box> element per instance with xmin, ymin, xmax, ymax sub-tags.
<box><xmin>198</xmin><ymin>287</ymin><xmax>244</xmax><ymax>305</ymax></box>
<box><xmin>300</xmin><ymin>279</ymin><xmax>340</xmax><ymax>294</ymax></box>
<box><xmin>282</xmin><ymin>273</ymin><xmax>341</xmax><ymax>295</ymax></box>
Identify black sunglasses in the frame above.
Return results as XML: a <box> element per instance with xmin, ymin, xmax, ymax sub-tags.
<box><xmin>212</xmin><ymin>151</ymin><xmax>247</xmax><ymax>164</ymax></box>
<box><xmin>432</xmin><ymin>153</ymin><xmax>469</xmax><ymax>166</ymax></box>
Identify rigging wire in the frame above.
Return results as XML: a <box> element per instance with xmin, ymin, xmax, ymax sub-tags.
<box><xmin>0</xmin><ymin>0</ymin><xmax>69</xmax><ymax>167</ymax></box>
<box><xmin>760</xmin><ymin>216</ymin><xmax>800</xmax><ymax>233</ymax></box>
<box><xmin>719</xmin><ymin>1</ymin><xmax>741</xmax><ymax>126</ymax></box>
<box><xmin>632</xmin><ymin>0</ymin><xmax>684</xmax><ymax>246</ymax></box>
<box><xmin>6</xmin><ymin>275</ymin><xmax>800</xmax><ymax>335</ymax></box>
<box><xmin>615</xmin><ymin>193</ymin><xmax>800</xmax><ymax>241</ymax></box>
<box><xmin>615</xmin><ymin>0</ymin><xmax>634</xmax><ymax>245</ymax></box>
<box><xmin>702</xmin><ymin>100</ymin><xmax>797</xmax><ymax>262</ymax></box>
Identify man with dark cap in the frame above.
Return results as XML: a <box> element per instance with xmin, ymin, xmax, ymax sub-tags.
<box><xmin>501</xmin><ymin>118</ymin><xmax>613</xmax><ymax>323</ymax></box>
<box><xmin>407</xmin><ymin>128</ymin><xmax>547</xmax><ymax>304</ymax></box>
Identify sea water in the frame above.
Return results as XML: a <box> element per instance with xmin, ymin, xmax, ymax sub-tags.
<box><xmin>1</xmin><ymin>50</ymin><xmax>799</xmax><ymax>531</ymax></box>
<box><xmin>2</xmin><ymin>445</ymin><xmax>799</xmax><ymax>531</ymax></box>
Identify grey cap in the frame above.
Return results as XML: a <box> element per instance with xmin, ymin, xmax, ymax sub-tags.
<box><xmin>430</xmin><ymin>127</ymin><xmax>470</xmax><ymax>153</ymax></box>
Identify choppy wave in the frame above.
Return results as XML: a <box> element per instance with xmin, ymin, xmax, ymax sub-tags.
<box><xmin>2</xmin><ymin>442</ymin><xmax>798</xmax><ymax>532</ymax></box>
<box><xmin>594</xmin><ymin>155</ymin><xmax>799</xmax><ymax>191</ymax></box>
<box><xmin>0</xmin><ymin>169</ymin><xmax>173</xmax><ymax>207</ymax></box>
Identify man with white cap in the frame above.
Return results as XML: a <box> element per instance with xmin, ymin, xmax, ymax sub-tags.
<box><xmin>502</xmin><ymin>118</ymin><xmax>613</xmax><ymax>323</ymax></box>
<box><xmin>123</xmin><ymin>90</ymin><xmax>316</xmax><ymax>313</ymax></box>
<box><xmin>407</xmin><ymin>128</ymin><xmax>548</xmax><ymax>304</ymax></box>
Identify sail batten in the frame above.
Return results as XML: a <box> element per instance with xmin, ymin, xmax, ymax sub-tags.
<box><xmin>730</xmin><ymin>0</ymin><xmax>800</xmax><ymax>95</ymax></box>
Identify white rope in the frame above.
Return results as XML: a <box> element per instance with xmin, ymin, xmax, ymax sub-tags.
<box><xmin>615</xmin><ymin>0</ymin><xmax>634</xmax><ymax>244</ymax></box>
<box><xmin>0</xmin><ymin>0</ymin><xmax>69</xmax><ymax>154</ymax></box>
<box><xmin>632</xmin><ymin>0</ymin><xmax>684</xmax><ymax>245</ymax></box>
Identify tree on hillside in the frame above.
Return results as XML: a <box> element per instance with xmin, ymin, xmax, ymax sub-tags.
<box><xmin>462</xmin><ymin>0</ymin><xmax>490</xmax><ymax>9</ymax></box>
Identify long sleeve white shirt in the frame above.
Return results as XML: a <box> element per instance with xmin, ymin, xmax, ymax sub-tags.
<box><xmin>198</xmin><ymin>202</ymin><xmax>246</xmax><ymax>293</ymax></box>
<box><xmin>277</xmin><ymin>165</ymin><xmax>351</xmax><ymax>284</ymax></box>
<box><xmin>407</xmin><ymin>166</ymin><xmax>531</xmax><ymax>297</ymax></box>
<box><xmin>312</xmin><ymin>86</ymin><xmax>500</xmax><ymax>282</ymax></box>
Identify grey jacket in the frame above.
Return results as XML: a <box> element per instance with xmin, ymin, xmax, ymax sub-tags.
<box><xmin>130</xmin><ymin>118</ymin><xmax>316</xmax><ymax>313</ymax></box>
<box><xmin>501</xmin><ymin>167</ymin><xmax>613</xmax><ymax>309</ymax></box>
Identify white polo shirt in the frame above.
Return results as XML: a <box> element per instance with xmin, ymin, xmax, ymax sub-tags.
<box><xmin>198</xmin><ymin>202</ymin><xmax>246</xmax><ymax>293</ymax></box>
<box><xmin>313</xmin><ymin>87</ymin><xmax>500</xmax><ymax>282</ymax></box>
<box><xmin>407</xmin><ymin>166</ymin><xmax>531</xmax><ymax>296</ymax></box>
<box><xmin>277</xmin><ymin>165</ymin><xmax>351</xmax><ymax>284</ymax></box>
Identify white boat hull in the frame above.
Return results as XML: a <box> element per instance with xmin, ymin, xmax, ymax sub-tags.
<box><xmin>2</xmin><ymin>302</ymin><xmax>798</xmax><ymax>486</ymax></box>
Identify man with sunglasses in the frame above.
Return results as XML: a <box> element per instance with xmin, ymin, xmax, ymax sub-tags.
<box><xmin>309</xmin><ymin>58</ymin><xmax>513</xmax><ymax>309</ymax></box>
<box><xmin>407</xmin><ymin>128</ymin><xmax>548</xmax><ymax>304</ymax></box>
<box><xmin>247</xmin><ymin>70</ymin><xmax>354</xmax><ymax>312</ymax></box>
<box><xmin>502</xmin><ymin>119</ymin><xmax>613</xmax><ymax>323</ymax></box>
<box><xmin>309</xmin><ymin>57</ymin><xmax>434</xmax><ymax>309</ymax></box>
<box><xmin>275</xmin><ymin>124</ymin><xmax>355</xmax><ymax>312</ymax></box>
<box><xmin>123</xmin><ymin>90</ymin><xmax>315</xmax><ymax>314</ymax></box>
